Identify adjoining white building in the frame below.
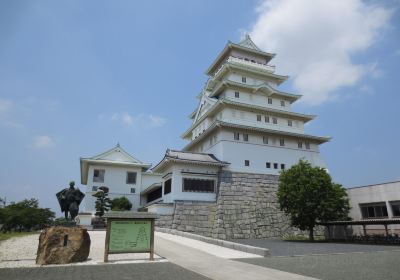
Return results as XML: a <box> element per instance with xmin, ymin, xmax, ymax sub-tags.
<box><xmin>80</xmin><ymin>144</ymin><xmax>162</xmax><ymax>213</ymax></box>
<box><xmin>347</xmin><ymin>181</ymin><xmax>400</xmax><ymax>234</ymax></box>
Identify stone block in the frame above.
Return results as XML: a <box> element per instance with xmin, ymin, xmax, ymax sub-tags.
<box><xmin>36</xmin><ymin>226</ymin><xmax>90</xmax><ymax>265</ymax></box>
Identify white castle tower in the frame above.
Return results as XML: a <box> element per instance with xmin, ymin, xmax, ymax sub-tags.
<box><xmin>181</xmin><ymin>35</ymin><xmax>330</xmax><ymax>174</ymax></box>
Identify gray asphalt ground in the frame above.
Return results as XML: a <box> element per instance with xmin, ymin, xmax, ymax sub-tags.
<box><xmin>238</xmin><ymin>250</ymin><xmax>400</xmax><ymax>280</ymax></box>
<box><xmin>0</xmin><ymin>262</ymin><xmax>211</xmax><ymax>280</ymax></box>
<box><xmin>232</xmin><ymin>238</ymin><xmax>400</xmax><ymax>256</ymax></box>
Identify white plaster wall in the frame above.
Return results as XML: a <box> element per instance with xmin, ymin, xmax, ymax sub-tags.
<box><xmin>160</xmin><ymin>163</ymin><xmax>219</xmax><ymax>203</ymax></box>
<box><xmin>220</xmin><ymin>107</ymin><xmax>304</xmax><ymax>134</ymax></box>
<box><xmin>223</xmin><ymin>89</ymin><xmax>292</xmax><ymax>111</ymax></box>
<box><xmin>85</xmin><ymin>164</ymin><xmax>143</xmax><ymax>212</ymax></box>
<box><xmin>141</xmin><ymin>173</ymin><xmax>162</xmax><ymax>189</ymax></box>
<box><xmin>196</xmin><ymin>128</ymin><xmax>325</xmax><ymax>175</ymax></box>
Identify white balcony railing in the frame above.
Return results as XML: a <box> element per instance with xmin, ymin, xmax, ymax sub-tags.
<box><xmin>214</xmin><ymin>56</ymin><xmax>276</xmax><ymax>76</ymax></box>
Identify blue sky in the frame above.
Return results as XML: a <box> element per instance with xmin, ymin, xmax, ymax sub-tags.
<box><xmin>0</xmin><ymin>0</ymin><xmax>399</xmax><ymax>214</ymax></box>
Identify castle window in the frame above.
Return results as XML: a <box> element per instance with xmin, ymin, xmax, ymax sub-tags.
<box><xmin>298</xmin><ymin>141</ymin><xmax>303</xmax><ymax>149</ymax></box>
<box><xmin>126</xmin><ymin>172</ymin><xmax>137</xmax><ymax>184</ymax></box>
<box><xmin>263</xmin><ymin>136</ymin><xmax>268</xmax><ymax>144</ymax></box>
<box><xmin>268</xmin><ymin>98</ymin><xmax>272</xmax><ymax>104</ymax></box>
<box><xmin>235</xmin><ymin>91</ymin><xmax>240</xmax><ymax>98</ymax></box>
<box><xmin>265</xmin><ymin>116</ymin><xmax>270</xmax><ymax>123</ymax></box>
<box><xmin>164</xmin><ymin>178</ymin><xmax>172</xmax><ymax>195</ymax></box>
<box><xmin>273</xmin><ymin>163</ymin><xmax>278</xmax><ymax>169</ymax></box>
<box><xmin>183</xmin><ymin>178</ymin><xmax>214</xmax><ymax>193</ymax></box>
<box><xmin>234</xmin><ymin>132</ymin><xmax>240</xmax><ymax>140</ymax></box>
<box><xmin>92</xmin><ymin>186</ymin><xmax>98</xmax><ymax>192</ymax></box>
<box><xmin>288</xmin><ymin>120</ymin><xmax>292</xmax><ymax>126</ymax></box>
<box><xmin>245</xmin><ymin>160</ymin><xmax>250</xmax><ymax>166</ymax></box>
<box><xmin>130</xmin><ymin>188</ymin><xmax>136</xmax><ymax>194</ymax></box>
<box><xmin>266</xmin><ymin>162</ymin><xmax>271</xmax><ymax>168</ymax></box>
<box><xmin>281</xmin><ymin>164</ymin><xmax>285</xmax><ymax>170</ymax></box>
<box><xmin>257</xmin><ymin>115</ymin><xmax>262</xmax><ymax>122</ymax></box>
<box><xmin>243</xmin><ymin>134</ymin><xmax>249</xmax><ymax>142</ymax></box>
<box><xmin>305</xmin><ymin>141</ymin><xmax>310</xmax><ymax>149</ymax></box>
<box><xmin>242</xmin><ymin>77</ymin><xmax>247</xmax><ymax>83</ymax></box>
<box><xmin>279</xmin><ymin>139</ymin><xmax>285</xmax><ymax>146</ymax></box>
<box><xmin>280</xmin><ymin>100</ymin><xmax>285</xmax><ymax>107</ymax></box>
<box><xmin>273</xmin><ymin>117</ymin><xmax>278</xmax><ymax>124</ymax></box>
<box><xmin>93</xmin><ymin>169</ymin><xmax>105</xmax><ymax>183</ymax></box>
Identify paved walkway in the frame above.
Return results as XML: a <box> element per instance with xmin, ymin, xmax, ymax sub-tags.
<box><xmin>155</xmin><ymin>234</ymin><xmax>318</xmax><ymax>280</ymax></box>
<box><xmin>1</xmin><ymin>262</ymin><xmax>211</xmax><ymax>280</ymax></box>
<box><xmin>238</xmin><ymin>251</ymin><xmax>400</xmax><ymax>280</ymax></box>
<box><xmin>232</xmin><ymin>238</ymin><xmax>400</xmax><ymax>256</ymax></box>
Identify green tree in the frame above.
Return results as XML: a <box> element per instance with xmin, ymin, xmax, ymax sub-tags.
<box><xmin>0</xmin><ymin>198</ymin><xmax>55</xmax><ymax>232</ymax></box>
<box><xmin>111</xmin><ymin>197</ymin><xmax>133</xmax><ymax>211</ymax></box>
<box><xmin>277</xmin><ymin>160</ymin><xmax>350</xmax><ymax>241</ymax></box>
<box><xmin>93</xmin><ymin>186</ymin><xmax>112</xmax><ymax>217</ymax></box>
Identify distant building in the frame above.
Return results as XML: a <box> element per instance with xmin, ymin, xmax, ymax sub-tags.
<box><xmin>347</xmin><ymin>181</ymin><xmax>400</xmax><ymax>234</ymax></box>
<box><xmin>80</xmin><ymin>144</ymin><xmax>162</xmax><ymax>212</ymax></box>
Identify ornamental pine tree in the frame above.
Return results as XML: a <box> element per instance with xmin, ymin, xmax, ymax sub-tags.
<box><xmin>92</xmin><ymin>186</ymin><xmax>112</xmax><ymax>217</ymax></box>
<box><xmin>277</xmin><ymin>159</ymin><xmax>350</xmax><ymax>241</ymax></box>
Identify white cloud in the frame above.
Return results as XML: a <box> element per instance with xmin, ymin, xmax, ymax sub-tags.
<box><xmin>121</xmin><ymin>113</ymin><xmax>134</xmax><ymax>126</ymax></box>
<box><xmin>149</xmin><ymin>115</ymin><xmax>166</xmax><ymax>127</ymax></box>
<box><xmin>248</xmin><ymin>0</ymin><xmax>392</xmax><ymax>105</ymax></box>
<box><xmin>110</xmin><ymin>112</ymin><xmax>134</xmax><ymax>126</ymax></box>
<box><xmin>0</xmin><ymin>98</ymin><xmax>13</xmax><ymax>115</ymax></box>
<box><xmin>34</xmin><ymin>135</ymin><xmax>55</xmax><ymax>148</ymax></box>
<box><xmin>106</xmin><ymin>112</ymin><xmax>166</xmax><ymax>128</ymax></box>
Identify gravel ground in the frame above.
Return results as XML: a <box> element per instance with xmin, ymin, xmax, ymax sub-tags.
<box><xmin>0</xmin><ymin>231</ymin><xmax>164</xmax><ymax>268</ymax></box>
<box><xmin>232</xmin><ymin>238</ymin><xmax>400</xmax><ymax>256</ymax></box>
<box><xmin>238</xmin><ymin>251</ymin><xmax>400</xmax><ymax>280</ymax></box>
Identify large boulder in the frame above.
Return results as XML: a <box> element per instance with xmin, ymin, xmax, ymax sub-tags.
<box><xmin>36</xmin><ymin>226</ymin><xmax>91</xmax><ymax>265</ymax></box>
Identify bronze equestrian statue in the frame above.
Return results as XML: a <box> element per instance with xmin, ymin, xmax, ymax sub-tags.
<box><xmin>56</xmin><ymin>181</ymin><xmax>85</xmax><ymax>220</ymax></box>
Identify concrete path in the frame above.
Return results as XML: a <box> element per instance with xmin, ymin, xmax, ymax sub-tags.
<box><xmin>155</xmin><ymin>234</ymin><xmax>318</xmax><ymax>280</ymax></box>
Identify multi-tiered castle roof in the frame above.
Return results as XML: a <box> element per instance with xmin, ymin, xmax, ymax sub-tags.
<box><xmin>182</xmin><ymin>35</ymin><xmax>330</xmax><ymax>174</ymax></box>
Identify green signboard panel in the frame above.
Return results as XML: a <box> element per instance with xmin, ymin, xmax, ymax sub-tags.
<box><xmin>109</xmin><ymin>220</ymin><xmax>151</xmax><ymax>252</ymax></box>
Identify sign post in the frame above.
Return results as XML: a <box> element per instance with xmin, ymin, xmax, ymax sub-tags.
<box><xmin>103</xmin><ymin>212</ymin><xmax>157</xmax><ymax>262</ymax></box>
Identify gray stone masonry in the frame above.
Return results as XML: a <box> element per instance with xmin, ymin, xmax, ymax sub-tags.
<box><xmin>211</xmin><ymin>171</ymin><xmax>299</xmax><ymax>239</ymax></box>
<box><xmin>155</xmin><ymin>171</ymin><xmax>317</xmax><ymax>240</ymax></box>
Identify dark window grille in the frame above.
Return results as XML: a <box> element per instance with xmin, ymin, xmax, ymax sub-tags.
<box><xmin>147</xmin><ymin>188</ymin><xmax>162</xmax><ymax>203</ymax></box>
<box><xmin>164</xmin><ymin>179</ymin><xmax>172</xmax><ymax>195</ymax></box>
<box><xmin>126</xmin><ymin>172</ymin><xmax>137</xmax><ymax>184</ymax></box>
<box><xmin>182</xmin><ymin>178</ymin><xmax>214</xmax><ymax>193</ymax></box>
<box><xmin>93</xmin><ymin>169</ymin><xmax>105</xmax><ymax>183</ymax></box>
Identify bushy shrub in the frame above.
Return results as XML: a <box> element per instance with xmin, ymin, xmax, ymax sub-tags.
<box><xmin>111</xmin><ymin>197</ymin><xmax>132</xmax><ymax>211</ymax></box>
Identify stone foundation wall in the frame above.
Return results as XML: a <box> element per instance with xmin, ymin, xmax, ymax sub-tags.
<box><xmin>155</xmin><ymin>214</ymin><xmax>174</xmax><ymax>229</ymax></box>
<box><xmin>211</xmin><ymin>171</ymin><xmax>298</xmax><ymax>239</ymax></box>
<box><xmin>171</xmin><ymin>201</ymin><xmax>216</xmax><ymax>237</ymax></box>
<box><xmin>155</xmin><ymin>171</ymin><xmax>316</xmax><ymax>240</ymax></box>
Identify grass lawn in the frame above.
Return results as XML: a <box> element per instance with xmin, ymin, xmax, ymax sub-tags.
<box><xmin>0</xmin><ymin>231</ymin><xmax>37</xmax><ymax>242</ymax></box>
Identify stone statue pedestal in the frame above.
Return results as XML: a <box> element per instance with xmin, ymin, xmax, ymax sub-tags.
<box><xmin>36</xmin><ymin>226</ymin><xmax>91</xmax><ymax>265</ymax></box>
